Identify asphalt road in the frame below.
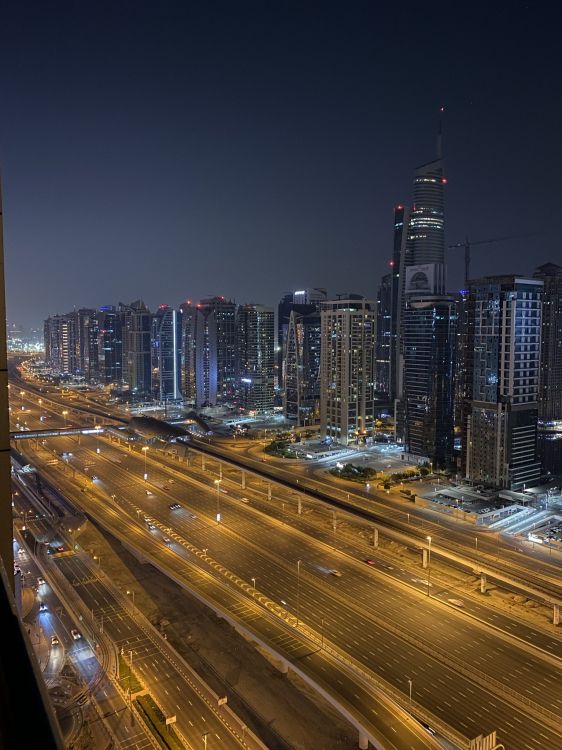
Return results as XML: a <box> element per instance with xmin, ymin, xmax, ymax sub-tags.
<box><xmin>18</xmin><ymin>431</ymin><xmax>562</xmax><ymax>750</ymax></box>
<box><xmin>54</xmin><ymin>553</ymin><xmax>249</xmax><ymax>750</ymax></box>
<box><xmin>11</xmin><ymin>381</ymin><xmax>562</xmax><ymax>750</ymax></box>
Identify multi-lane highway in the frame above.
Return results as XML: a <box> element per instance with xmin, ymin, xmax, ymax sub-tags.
<box><xmin>10</xmin><ymin>383</ymin><xmax>562</xmax><ymax>750</ymax></box>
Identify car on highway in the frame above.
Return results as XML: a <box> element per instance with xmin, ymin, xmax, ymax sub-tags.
<box><xmin>147</xmin><ymin>523</ymin><xmax>156</xmax><ymax>530</ymax></box>
<box><xmin>419</xmin><ymin>721</ymin><xmax>436</xmax><ymax>735</ymax></box>
<box><xmin>162</xmin><ymin>485</ymin><xmax>170</xmax><ymax>491</ymax></box>
<box><xmin>50</xmin><ymin>634</ymin><xmax>59</xmax><ymax>646</ymax></box>
<box><xmin>163</xmin><ymin>537</ymin><xmax>171</xmax><ymax>545</ymax></box>
<box><xmin>169</xmin><ymin>503</ymin><xmax>181</xmax><ymax>510</ymax></box>
<box><xmin>329</xmin><ymin>569</ymin><xmax>342</xmax><ymax>577</ymax></box>
<box><xmin>37</xmin><ymin>576</ymin><xmax>45</xmax><ymax>586</ymax></box>
<box><xmin>448</xmin><ymin>598</ymin><xmax>465</xmax><ymax>607</ymax></box>
<box><xmin>39</xmin><ymin>601</ymin><xmax>47</xmax><ymax>612</ymax></box>
<box><xmin>70</xmin><ymin>629</ymin><xmax>81</xmax><ymax>640</ymax></box>
<box><xmin>145</xmin><ymin>490</ymin><xmax>153</xmax><ymax>496</ymax></box>
<box><xmin>364</xmin><ymin>559</ymin><xmax>376</xmax><ymax>566</ymax></box>
<box><xmin>240</xmin><ymin>497</ymin><xmax>249</xmax><ymax>504</ymax></box>
<box><xmin>56</xmin><ymin>546</ymin><xmax>65</xmax><ymax>552</ymax></box>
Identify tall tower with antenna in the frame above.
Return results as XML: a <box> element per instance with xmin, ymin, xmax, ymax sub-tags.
<box><xmin>397</xmin><ymin>111</ymin><xmax>457</xmax><ymax>468</ymax></box>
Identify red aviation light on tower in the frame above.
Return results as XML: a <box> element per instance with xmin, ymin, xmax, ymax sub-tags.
<box><xmin>389</xmin><ymin>260</ymin><xmax>395</xmax><ymax>267</ymax></box>
<box><xmin>396</xmin><ymin>204</ymin><xmax>404</xmax><ymax>211</ymax></box>
<box><xmin>442</xmin><ymin>177</ymin><xmax>448</xmax><ymax>184</ymax></box>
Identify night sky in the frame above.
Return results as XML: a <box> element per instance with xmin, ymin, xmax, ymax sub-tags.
<box><xmin>0</xmin><ymin>2</ymin><xmax>559</xmax><ymax>330</ymax></box>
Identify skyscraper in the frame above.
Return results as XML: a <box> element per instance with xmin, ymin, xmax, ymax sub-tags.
<box><xmin>375</xmin><ymin>273</ymin><xmax>392</xmax><ymax>395</ymax></box>
<box><xmin>44</xmin><ymin>313</ymin><xmax>77</xmax><ymax>376</ymax></box>
<box><xmin>533</xmin><ymin>263</ymin><xmax>562</xmax><ymax>475</ymax></box>
<box><xmin>320</xmin><ymin>298</ymin><xmax>376</xmax><ymax>445</ymax></box>
<box><xmin>97</xmin><ymin>306</ymin><xmax>123</xmax><ymax>385</ymax></box>
<box><xmin>389</xmin><ymin>204</ymin><xmax>410</xmax><ymax>402</ymax></box>
<box><xmin>284</xmin><ymin>307</ymin><xmax>322</xmax><ymax>425</ymax></box>
<box><xmin>463</xmin><ymin>275</ymin><xmax>543</xmax><ymax>490</ymax></box>
<box><xmin>179</xmin><ymin>297</ymin><xmax>236</xmax><ymax>409</ymax></box>
<box><xmin>533</xmin><ymin>263</ymin><xmax>562</xmax><ymax>421</ymax></box>
<box><xmin>120</xmin><ymin>300</ymin><xmax>152</xmax><ymax>399</ymax></box>
<box><xmin>398</xmin><ymin>120</ymin><xmax>455</xmax><ymax>466</ymax></box>
<box><xmin>237</xmin><ymin>304</ymin><xmax>275</xmax><ymax>413</ymax></box>
<box><xmin>402</xmin><ymin>294</ymin><xmax>457</xmax><ymax>468</ymax></box>
<box><xmin>152</xmin><ymin>305</ymin><xmax>181</xmax><ymax>402</ymax></box>
<box><xmin>202</xmin><ymin>297</ymin><xmax>237</xmax><ymax>404</ymax></box>
<box><xmin>278</xmin><ymin>288</ymin><xmax>327</xmax><ymax>391</ymax></box>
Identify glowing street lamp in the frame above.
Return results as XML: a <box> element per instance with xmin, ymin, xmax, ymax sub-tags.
<box><xmin>214</xmin><ymin>479</ymin><xmax>222</xmax><ymax>523</ymax></box>
<box><xmin>62</xmin><ymin>410</ymin><xmax>68</xmax><ymax>429</ymax></box>
<box><xmin>426</xmin><ymin>536</ymin><xmax>432</xmax><ymax>597</ymax></box>
<box><xmin>141</xmin><ymin>446</ymin><xmax>149</xmax><ymax>480</ymax></box>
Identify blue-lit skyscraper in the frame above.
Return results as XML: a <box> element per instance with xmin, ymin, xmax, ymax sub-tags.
<box><xmin>152</xmin><ymin>305</ymin><xmax>181</xmax><ymax>402</ymax></box>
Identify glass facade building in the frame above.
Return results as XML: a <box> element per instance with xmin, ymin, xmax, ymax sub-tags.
<box><xmin>403</xmin><ymin>295</ymin><xmax>457</xmax><ymax>468</ymax></box>
<box><xmin>463</xmin><ymin>276</ymin><xmax>543</xmax><ymax>489</ymax></box>
<box><xmin>237</xmin><ymin>304</ymin><xmax>275</xmax><ymax>413</ymax></box>
<box><xmin>152</xmin><ymin>305</ymin><xmax>181</xmax><ymax>402</ymax></box>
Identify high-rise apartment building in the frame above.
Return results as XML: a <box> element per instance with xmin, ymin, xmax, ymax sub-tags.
<box><xmin>74</xmin><ymin>308</ymin><xmax>96</xmax><ymax>378</ymax></box>
<box><xmin>463</xmin><ymin>275</ymin><xmax>543</xmax><ymax>490</ymax></box>
<box><xmin>97</xmin><ymin>306</ymin><xmax>123</xmax><ymax>384</ymax></box>
<box><xmin>179</xmin><ymin>297</ymin><xmax>236</xmax><ymax>409</ymax></box>
<box><xmin>533</xmin><ymin>263</ymin><xmax>562</xmax><ymax>421</ymax></box>
<box><xmin>152</xmin><ymin>305</ymin><xmax>181</xmax><ymax>402</ymax></box>
<box><xmin>203</xmin><ymin>297</ymin><xmax>237</xmax><ymax>403</ymax></box>
<box><xmin>284</xmin><ymin>307</ymin><xmax>322</xmax><ymax>425</ymax></box>
<box><xmin>121</xmin><ymin>300</ymin><xmax>152</xmax><ymax>398</ymax></box>
<box><xmin>44</xmin><ymin>314</ymin><xmax>77</xmax><ymax>375</ymax></box>
<box><xmin>320</xmin><ymin>299</ymin><xmax>376</xmax><ymax>445</ymax></box>
<box><xmin>388</xmin><ymin>204</ymin><xmax>410</xmax><ymax>402</ymax></box>
<box><xmin>402</xmin><ymin>294</ymin><xmax>457</xmax><ymax>468</ymax></box>
<box><xmin>237</xmin><ymin>304</ymin><xmax>275</xmax><ymax>413</ymax></box>
<box><xmin>533</xmin><ymin>263</ymin><xmax>562</xmax><ymax>475</ymax></box>
<box><xmin>278</xmin><ymin>288</ymin><xmax>327</xmax><ymax>391</ymax></box>
<box><xmin>375</xmin><ymin>273</ymin><xmax>392</xmax><ymax>395</ymax></box>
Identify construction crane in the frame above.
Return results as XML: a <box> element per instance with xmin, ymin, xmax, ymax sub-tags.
<box><xmin>448</xmin><ymin>234</ymin><xmax>538</xmax><ymax>285</ymax></box>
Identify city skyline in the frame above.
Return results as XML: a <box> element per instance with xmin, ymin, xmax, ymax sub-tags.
<box><xmin>1</xmin><ymin>2</ymin><xmax>558</xmax><ymax>329</ymax></box>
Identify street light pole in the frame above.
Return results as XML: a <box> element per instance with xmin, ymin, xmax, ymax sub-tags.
<box><xmin>426</xmin><ymin>536</ymin><xmax>432</xmax><ymax>597</ymax></box>
<box><xmin>214</xmin><ymin>479</ymin><xmax>222</xmax><ymax>523</ymax></box>
<box><xmin>251</xmin><ymin>576</ymin><xmax>256</xmax><ymax>591</ymax></box>
<box><xmin>408</xmin><ymin>678</ymin><xmax>413</xmax><ymax>704</ymax></box>
<box><xmin>297</xmin><ymin>559</ymin><xmax>301</xmax><ymax>626</ymax></box>
<box><xmin>142</xmin><ymin>446</ymin><xmax>149</xmax><ymax>480</ymax></box>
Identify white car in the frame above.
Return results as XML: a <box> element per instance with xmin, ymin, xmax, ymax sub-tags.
<box><xmin>329</xmin><ymin>570</ymin><xmax>342</xmax><ymax>578</ymax></box>
<box><xmin>71</xmin><ymin>629</ymin><xmax>81</xmax><ymax>640</ymax></box>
